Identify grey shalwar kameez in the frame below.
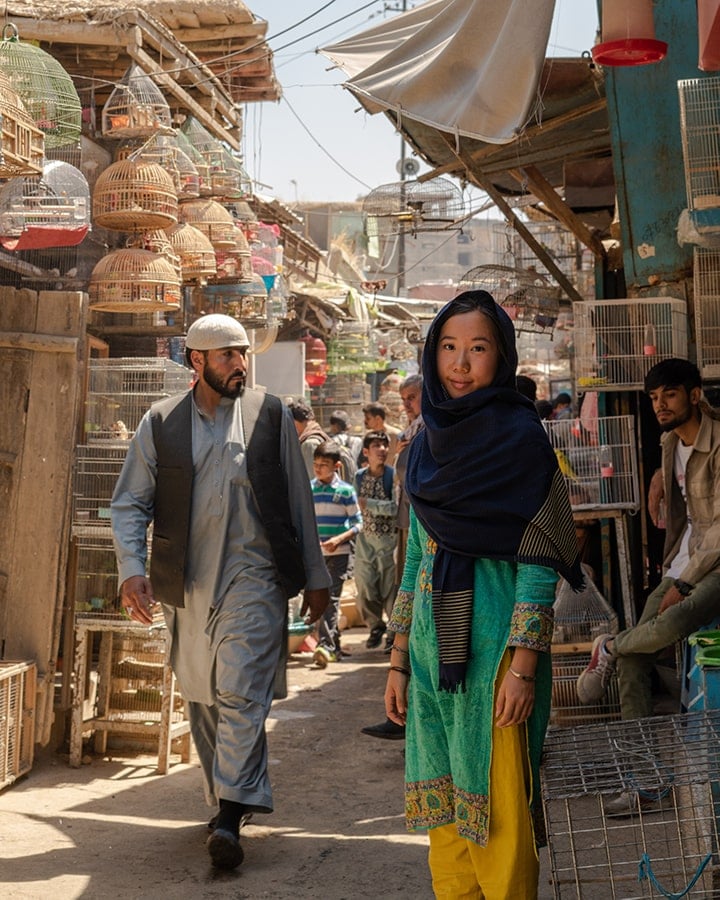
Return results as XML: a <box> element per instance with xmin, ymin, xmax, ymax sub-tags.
<box><xmin>112</xmin><ymin>391</ymin><xmax>329</xmax><ymax>810</ymax></box>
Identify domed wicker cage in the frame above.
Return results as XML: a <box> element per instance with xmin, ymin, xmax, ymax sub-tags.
<box><xmin>178</xmin><ymin>198</ymin><xmax>237</xmax><ymax>249</ymax></box>
<box><xmin>0</xmin><ymin>69</ymin><xmax>44</xmax><ymax>177</ymax></box>
<box><xmin>0</xmin><ymin>159</ymin><xmax>90</xmax><ymax>247</ymax></box>
<box><xmin>363</xmin><ymin>176</ymin><xmax>464</xmax><ymax>236</ymax></box>
<box><xmin>127</xmin><ymin>230</ymin><xmax>181</xmax><ymax>278</ymax></box>
<box><xmin>458</xmin><ymin>264</ymin><xmax>561</xmax><ymax>335</ymax></box>
<box><xmin>175</xmin><ymin>129</ymin><xmax>211</xmax><ymax>196</ymax></box>
<box><xmin>165</xmin><ymin>222</ymin><xmax>217</xmax><ymax>282</ymax></box>
<box><xmin>121</xmin><ymin>133</ymin><xmax>200</xmax><ymax>201</ymax></box>
<box><xmin>0</xmin><ymin>24</ymin><xmax>81</xmax><ymax>150</ymax></box>
<box><xmin>214</xmin><ymin>225</ymin><xmax>252</xmax><ymax>280</ymax></box>
<box><xmin>101</xmin><ymin>64</ymin><xmax>172</xmax><ymax>139</ymax></box>
<box><xmin>89</xmin><ymin>248</ymin><xmax>181</xmax><ymax>312</ymax></box>
<box><xmin>93</xmin><ymin>158</ymin><xmax>178</xmax><ymax>231</ymax></box>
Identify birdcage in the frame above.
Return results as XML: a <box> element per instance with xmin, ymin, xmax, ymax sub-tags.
<box><xmin>178</xmin><ymin>198</ymin><xmax>238</xmax><ymax>249</ymax></box>
<box><xmin>172</xmin><ymin>141</ymin><xmax>201</xmax><ymax>200</ymax></box>
<box><xmin>678</xmin><ymin>75</ymin><xmax>720</xmax><ymax>220</ymax></box>
<box><xmin>164</xmin><ymin>222</ymin><xmax>217</xmax><ymax>282</ymax></box>
<box><xmin>0</xmin><ymin>159</ymin><xmax>90</xmax><ymax>250</ymax></box>
<box><xmin>101</xmin><ymin>64</ymin><xmax>172</xmax><ymax>139</ymax></box>
<box><xmin>179</xmin><ymin>116</ymin><xmax>238</xmax><ymax>198</ymax></box>
<box><xmin>327</xmin><ymin>321</ymin><xmax>378</xmax><ymax>374</ymax></box>
<box><xmin>573</xmin><ymin>298</ymin><xmax>688</xmax><ymax>390</ymax></box>
<box><xmin>0</xmin><ymin>70</ymin><xmax>44</xmax><ymax>177</ymax></box>
<box><xmin>71</xmin><ymin>442</ymin><xmax>128</xmax><ymax>533</ymax></box>
<box><xmin>458</xmin><ymin>264</ymin><xmax>561</xmax><ymax>335</ymax></box>
<box><xmin>72</xmin><ymin>540</ymin><xmax>122</xmax><ymax>617</ymax></box>
<box><xmin>93</xmin><ymin>158</ymin><xmax>178</xmax><ymax>232</ymax></box>
<box><xmin>84</xmin><ymin>357</ymin><xmax>192</xmax><ymax>438</ymax></box>
<box><xmin>543</xmin><ymin>415</ymin><xmax>639</xmax><ymax>512</ymax></box>
<box><xmin>0</xmin><ymin>661</ymin><xmax>36</xmax><ymax>791</ymax></box>
<box><xmin>0</xmin><ymin>23</ymin><xmax>81</xmax><ymax>150</ymax></box>
<box><xmin>542</xmin><ymin>709</ymin><xmax>720</xmax><ymax>898</ymax></box>
<box><xmin>229</xmin><ymin>199</ymin><xmax>259</xmax><ymax>241</ymax></box>
<box><xmin>88</xmin><ymin>248</ymin><xmax>181</xmax><ymax>313</ymax></box>
<box><xmin>201</xmin><ymin>278</ymin><xmax>267</xmax><ymax>327</ymax></box>
<box><xmin>363</xmin><ymin>176</ymin><xmax>465</xmax><ymax>237</ymax></box>
<box><xmin>175</xmin><ymin>129</ymin><xmax>211</xmax><ymax>196</ymax></box>
<box><xmin>693</xmin><ymin>247</ymin><xmax>720</xmax><ymax>378</ymax></box>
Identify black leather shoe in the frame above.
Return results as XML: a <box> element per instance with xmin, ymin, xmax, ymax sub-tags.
<box><xmin>207</xmin><ymin>828</ymin><xmax>244</xmax><ymax>869</ymax></box>
<box><xmin>361</xmin><ymin>718</ymin><xmax>406</xmax><ymax>740</ymax></box>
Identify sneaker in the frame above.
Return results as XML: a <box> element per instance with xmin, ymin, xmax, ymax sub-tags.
<box><xmin>313</xmin><ymin>646</ymin><xmax>335</xmax><ymax>668</ymax></box>
<box><xmin>576</xmin><ymin>633</ymin><xmax>616</xmax><ymax>704</ymax></box>
<box><xmin>603</xmin><ymin>790</ymin><xmax>666</xmax><ymax>819</ymax></box>
<box><xmin>366</xmin><ymin>623</ymin><xmax>387</xmax><ymax>649</ymax></box>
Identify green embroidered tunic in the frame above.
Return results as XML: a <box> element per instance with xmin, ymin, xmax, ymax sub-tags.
<box><xmin>389</xmin><ymin>510</ymin><xmax>557</xmax><ymax>845</ymax></box>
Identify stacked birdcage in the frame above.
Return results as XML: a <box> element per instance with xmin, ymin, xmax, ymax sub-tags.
<box><xmin>88</xmin><ymin>248</ymin><xmax>181</xmax><ymax>313</ymax></box>
<box><xmin>200</xmin><ymin>276</ymin><xmax>268</xmax><ymax>327</ymax></box>
<box><xmin>573</xmin><ymin>298</ymin><xmax>688</xmax><ymax>390</ymax></box>
<box><xmin>327</xmin><ymin>322</ymin><xmax>378</xmax><ymax>374</ymax></box>
<box><xmin>678</xmin><ymin>75</ymin><xmax>720</xmax><ymax>224</ymax></box>
<box><xmin>164</xmin><ymin>222</ymin><xmax>217</xmax><ymax>282</ymax></box>
<box><xmin>101</xmin><ymin>64</ymin><xmax>172</xmax><ymax>139</ymax></box>
<box><xmin>180</xmin><ymin>116</ymin><xmax>240</xmax><ymax>198</ymax></box>
<box><xmin>693</xmin><ymin>247</ymin><xmax>720</xmax><ymax>378</ymax></box>
<box><xmin>543</xmin><ymin>415</ymin><xmax>640</xmax><ymax>512</ymax></box>
<box><xmin>178</xmin><ymin>198</ymin><xmax>237</xmax><ymax>249</ymax></box>
<box><xmin>0</xmin><ymin>661</ymin><xmax>36</xmax><ymax>791</ymax></box>
<box><xmin>0</xmin><ymin>69</ymin><xmax>44</xmax><ymax>177</ymax></box>
<box><xmin>92</xmin><ymin>158</ymin><xmax>178</xmax><ymax>232</ymax></box>
<box><xmin>175</xmin><ymin>129</ymin><xmax>211</xmax><ymax>196</ymax></box>
<box><xmin>542</xmin><ymin>709</ymin><xmax>720</xmax><ymax>898</ymax></box>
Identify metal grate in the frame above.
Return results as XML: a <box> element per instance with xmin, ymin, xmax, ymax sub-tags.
<box><xmin>543</xmin><ymin>416</ymin><xmax>640</xmax><ymax>512</ymax></box>
<box><xmin>694</xmin><ymin>247</ymin><xmax>720</xmax><ymax>378</ymax></box>
<box><xmin>72</xmin><ymin>443</ymin><xmax>129</xmax><ymax>529</ymax></box>
<box><xmin>550</xmin><ymin>652</ymin><xmax>621</xmax><ymax>729</ymax></box>
<box><xmin>679</xmin><ymin>76</ymin><xmax>720</xmax><ymax>213</ymax></box>
<box><xmin>542</xmin><ymin>710</ymin><xmax>720</xmax><ymax>898</ymax></box>
<box><xmin>573</xmin><ymin>299</ymin><xmax>688</xmax><ymax>391</ymax></box>
<box><xmin>0</xmin><ymin>661</ymin><xmax>36</xmax><ymax>791</ymax></box>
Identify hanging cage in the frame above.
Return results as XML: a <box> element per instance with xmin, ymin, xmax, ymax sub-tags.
<box><xmin>92</xmin><ymin>158</ymin><xmax>178</xmax><ymax>232</ymax></box>
<box><xmin>175</xmin><ymin>129</ymin><xmax>211</xmax><ymax>196</ymax></box>
<box><xmin>458</xmin><ymin>264</ymin><xmax>561</xmax><ymax>335</ymax></box>
<box><xmin>213</xmin><ymin>224</ymin><xmax>252</xmax><ymax>280</ymax></box>
<box><xmin>164</xmin><ymin>222</ymin><xmax>217</xmax><ymax>282</ymax></box>
<box><xmin>179</xmin><ymin>116</ymin><xmax>239</xmax><ymax>198</ymax></box>
<box><xmin>0</xmin><ymin>159</ymin><xmax>90</xmax><ymax>249</ymax></box>
<box><xmin>363</xmin><ymin>176</ymin><xmax>465</xmax><ymax>236</ymax></box>
<box><xmin>88</xmin><ymin>248</ymin><xmax>181</xmax><ymax>313</ymax></box>
<box><xmin>0</xmin><ymin>69</ymin><xmax>44</xmax><ymax>177</ymax></box>
<box><xmin>0</xmin><ymin>24</ymin><xmax>81</xmax><ymax>150</ymax></box>
<box><xmin>199</xmin><ymin>277</ymin><xmax>268</xmax><ymax>328</ymax></box>
<box><xmin>178</xmin><ymin>198</ymin><xmax>238</xmax><ymax>250</ymax></box>
<box><xmin>101</xmin><ymin>64</ymin><xmax>173</xmax><ymax>139</ymax></box>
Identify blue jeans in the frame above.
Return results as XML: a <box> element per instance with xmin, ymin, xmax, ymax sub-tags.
<box><xmin>615</xmin><ymin>573</ymin><xmax>720</xmax><ymax>719</ymax></box>
<box><xmin>316</xmin><ymin>553</ymin><xmax>349</xmax><ymax>654</ymax></box>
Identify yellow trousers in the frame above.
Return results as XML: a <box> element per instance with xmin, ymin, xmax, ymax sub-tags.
<box><xmin>427</xmin><ymin>655</ymin><xmax>539</xmax><ymax>900</ymax></box>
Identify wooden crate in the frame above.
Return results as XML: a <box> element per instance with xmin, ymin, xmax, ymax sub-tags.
<box><xmin>0</xmin><ymin>661</ymin><xmax>36</xmax><ymax>791</ymax></box>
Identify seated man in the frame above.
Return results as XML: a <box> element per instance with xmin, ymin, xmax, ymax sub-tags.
<box><xmin>577</xmin><ymin>359</ymin><xmax>720</xmax><ymax>810</ymax></box>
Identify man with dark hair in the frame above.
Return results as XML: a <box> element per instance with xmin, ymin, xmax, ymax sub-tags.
<box><xmin>362</xmin><ymin>401</ymin><xmax>401</xmax><ymax>465</ymax></box>
<box><xmin>551</xmin><ymin>391</ymin><xmax>572</xmax><ymax>420</ymax></box>
<box><xmin>577</xmin><ymin>358</ymin><xmax>720</xmax><ymax>812</ymax></box>
<box><xmin>286</xmin><ymin>396</ymin><xmax>330</xmax><ymax>478</ymax></box>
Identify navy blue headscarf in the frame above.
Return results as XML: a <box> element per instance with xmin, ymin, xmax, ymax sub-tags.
<box><xmin>406</xmin><ymin>291</ymin><xmax>582</xmax><ymax>692</ymax></box>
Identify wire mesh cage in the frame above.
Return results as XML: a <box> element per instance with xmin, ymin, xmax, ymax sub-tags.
<box><xmin>554</xmin><ymin>565</ymin><xmax>620</xmax><ymax>645</ymax></box>
<box><xmin>542</xmin><ymin>710</ymin><xmax>720</xmax><ymax>898</ymax></box>
<box><xmin>573</xmin><ymin>298</ymin><xmax>688</xmax><ymax>391</ymax></box>
<box><xmin>200</xmin><ymin>279</ymin><xmax>268</xmax><ymax>327</ymax></box>
<box><xmin>92</xmin><ymin>158</ymin><xmax>178</xmax><ymax>232</ymax></box>
<box><xmin>0</xmin><ymin>159</ymin><xmax>90</xmax><ymax>249</ymax></box>
<box><xmin>363</xmin><ymin>176</ymin><xmax>465</xmax><ymax>236</ymax></box>
<box><xmin>177</xmin><ymin>197</ymin><xmax>238</xmax><ymax>249</ymax></box>
<box><xmin>0</xmin><ymin>70</ymin><xmax>44</xmax><ymax>177</ymax></box>
<box><xmin>0</xmin><ymin>24</ymin><xmax>81</xmax><ymax>150</ymax></box>
<box><xmin>84</xmin><ymin>357</ymin><xmax>192</xmax><ymax>438</ymax></box>
<box><xmin>88</xmin><ymin>248</ymin><xmax>182</xmax><ymax>313</ymax></box>
<box><xmin>694</xmin><ymin>247</ymin><xmax>720</xmax><ymax>378</ymax></box>
<box><xmin>543</xmin><ymin>415</ymin><xmax>640</xmax><ymax>512</ymax></box>
<box><xmin>72</xmin><ymin>539</ymin><xmax>122</xmax><ymax>617</ymax></box>
<box><xmin>175</xmin><ymin>129</ymin><xmax>211</xmax><ymax>196</ymax></box>
<box><xmin>678</xmin><ymin>75</ymin><xmax>720</xmax><ymax>215</ymax></box>
<box><xmin>327</xmin><ymin>322</ymin><xmax>378</xmax><ymax>374</ymax></box>
<box><xmin>0</xmin><ymin>661</ymin><xmax>36</xmax><ymax>791</ymax></box>
<box><xmin>459</xmin><ymin>263</ymin><xmax>560</xmax><ymax>335</ymax></box>
<box><xmin>164</xmin><ymin>222</ymin><xmax>217</xmax><ymax>282</ymax></box>
<box><xmin>551</xmin><ymin>651</ymin><xmax>622</xmax><ymax>728</ymax></box>
<box><xmin>72</xmin><ymin>443</ymin><xmax>129</xmax><ymax>531</ymax></box>
<box><xmin>120</xmin><ymin>133</ymin><xmax>201</xmax><ymax>202</ymax></box>
<box><xmin>179</xmin><ymin>116</ymin><xmax>241</xmax><ymax>198</ymax></box>
<box><xmin>101</xmin><ymin>64</ymin><xmax>172</xmax><ymax>139</ymax></box>
<box><xmin>213</xmin><ymin>224</ymin><xmax>253</xmax><ymax>280</ymax></box>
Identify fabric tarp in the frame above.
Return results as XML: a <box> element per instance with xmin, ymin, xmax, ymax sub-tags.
<box><xmin>321</xmin><ymin>0</ymin><xmax>556</xmax><ymax>145</ymax></box>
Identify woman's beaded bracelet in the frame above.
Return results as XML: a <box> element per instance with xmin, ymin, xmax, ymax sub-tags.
<box><xmin>509</xmin><ymin>667</ymin><xmax>536</xmax><ymax>683</ymax></box>
<box><xmin>389</xmin><ymin>665</ymin><xmax>411</xmax><ymax>676</ymax></box>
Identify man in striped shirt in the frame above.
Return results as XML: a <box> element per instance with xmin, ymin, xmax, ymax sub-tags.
<box><xmin>310</xmin><ymin>441</ymin><xmax>362</xmax><ymax>667</ymax></box>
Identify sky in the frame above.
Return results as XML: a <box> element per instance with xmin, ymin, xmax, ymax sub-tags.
<box><xmin>243</xmin><ymin>0</ymin><xmax>600</xmax><ymax>204</ymax></box>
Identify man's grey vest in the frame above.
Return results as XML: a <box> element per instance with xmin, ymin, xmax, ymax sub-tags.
<box><xmin>148</xmin><ymin>387</ymin><xmax>307</xmax><ymax>607</ymax></box>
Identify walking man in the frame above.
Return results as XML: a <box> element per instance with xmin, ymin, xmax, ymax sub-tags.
<box><xmin>111</xmin><ymin>314</ymin><xmax>330</xmax><ymax>869</ymax></box>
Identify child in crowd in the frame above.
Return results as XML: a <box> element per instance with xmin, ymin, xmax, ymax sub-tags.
<box><xmin>310</xmin><ymin>441</ymin><xmax>362</xmax><ymax>667</ymax></box>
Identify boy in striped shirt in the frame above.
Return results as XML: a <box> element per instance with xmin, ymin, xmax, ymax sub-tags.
<box><xmin>310</xmin><ymin>441</ymin><xmax>362</xmax><ymax>667</ymax></box>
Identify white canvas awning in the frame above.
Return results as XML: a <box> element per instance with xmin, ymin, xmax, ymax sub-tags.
<box><xmin>321</xmin><ymin>0</ymin><xmax>556</xmax><ymax>145</ymax></box>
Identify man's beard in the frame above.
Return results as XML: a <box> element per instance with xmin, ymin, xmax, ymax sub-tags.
<box><xmin>203</xmin><ymin>364</ymin><xmax>246</xmax><ymax>398</ymax></box>
<box><xmin>658</xmin><ymin>406</ymin><xmax>692</xmax><ymax>432</ymax></box>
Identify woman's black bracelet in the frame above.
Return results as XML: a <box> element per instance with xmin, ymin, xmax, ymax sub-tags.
<box><xmin>390</xmin><ymin>645</ymin><xmax>409</xmax><ymax>657</ymax></box>
<box><xmin>389</xmin><ymin>665</ymin><xmax>411</xmax><ymax>676</ymax></box>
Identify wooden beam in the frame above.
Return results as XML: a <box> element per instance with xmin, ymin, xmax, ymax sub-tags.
<box><xmin>0</xmin><ymin>332</ymin><xmax>79</xmax><ymax>353</ymax></box>
<box><xmin>509</xmin><ymin>165</ymin><xmax>607</xmax><ymax>260</ymax></box>
<box><xmin>173</xmin><ymin>23</ymin><xmax>267</xmax><ymax>44</ymax></box>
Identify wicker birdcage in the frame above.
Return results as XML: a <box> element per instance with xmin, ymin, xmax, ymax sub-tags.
<box><xmin>128</xmin><ymin>230</ymin><xmax>181</xmax><ymax>280</ymax></box>
<box><xmin>88</xmin><ymin>248</ymin><xmax>181</xmax><ymax>312</ymax></box>
<box><xmin>178</xmin><ymin>198</ymin><xmax>237</xmax><ymax>249</ymax></box>
<box><xmin>0</xmin><ymin>159</ymin><xmax>90</xmax><ymax>249</ymax></box>
<box><xmin>0</xmin><ymin>70</ymin><xmax>44</xmax><ymax>177</ymax></box>
<box><xmin>459</xmin><ymin>264</ymin><xmax>560</xmax><ymax>335</ymax></box>
<box><xmin>93</xmin><ymin>158</ymin><xmax>178</xmax><ymax>232</ymax></box>
<box><xmin>0</xmin><ymin>23</ymin><xmax>81</xmax><ymax>150</ymax></box>
<box><xmin>175</xmin><ymin>129</ymin><xmax>211</xmax><ymax>196</ymax></box>
<box><xmin>101</xmin><ymin>64</ymin><xmax>172</xmax><ymax>139</ymax></box>
<box><xmin>164</xmin><ymin>222</ymin><xmax>217</xmax><ymax>282</ymax></box>
<box><xmin>179</xmin><ymin>116</ymin><xmax>237</xmax><ymax>198</ymax></box>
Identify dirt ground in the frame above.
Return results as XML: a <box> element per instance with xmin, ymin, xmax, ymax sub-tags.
<box><xmin>0</xmin><ymin>625</ymin><xmax>556</xmax><ymax>900</ymax></box>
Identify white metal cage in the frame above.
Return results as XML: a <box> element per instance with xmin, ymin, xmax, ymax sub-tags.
<box><xmin>0</xmin><ymin>661</ymin><xmax>35</xmax><ymax>791</ymax></box>
<box><xmin>0</xmin><ymin>159</ymin><xmax>90</xmax><ymax>241</ymax></box>
<box><xmin>678</xmin><ymin>75</ymin><xmax>720</xmax><ymax>213</ymax></box>
<box><xmin>573</xmin><ymin>298</ymin><xmax>688</xmax><ymax>391</ymax></box>
<box><xmin>72</xmin><ymin>443</ymin><xmax>129</xmax><ymax>532</ymax></box>
<box><xmin>543</xmin><ymin>415</ymin><xmax>640</xmax><ymax>512</ymax></box>
<box><xmin>694</xmin><ymin>246</ymin><xmax>720</xmax><ymax>378</ymax></box>
<box><xmin>542</xmin><ymin>710</ymin><xmax>720</xmax><ymax>898</ymax></box>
